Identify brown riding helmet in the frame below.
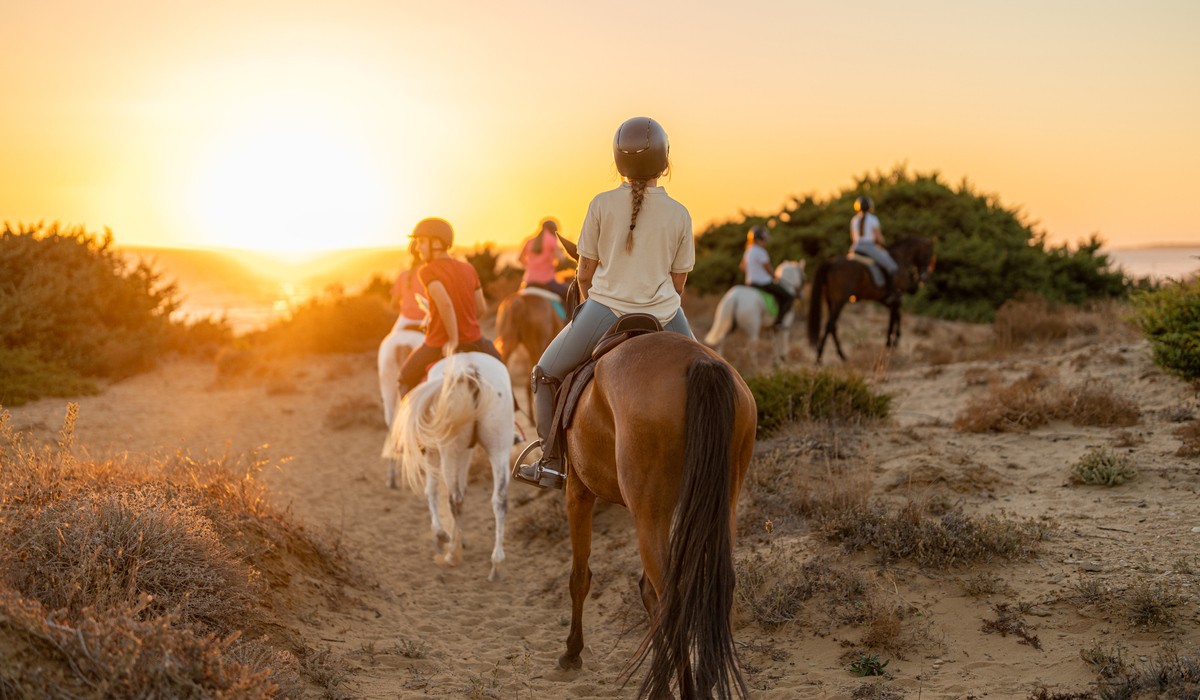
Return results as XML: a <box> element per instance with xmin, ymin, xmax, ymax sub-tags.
<box><xmin>613</xmin><ymin>117</ymin><xmax>669</xmax><ymax>181</ymax></box>
<box><xmin>409</xmin><ymin>217</ymin><xmax>454</xmax><ymax>248</ymax></box>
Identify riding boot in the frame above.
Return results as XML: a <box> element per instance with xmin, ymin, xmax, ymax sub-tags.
<box><xmin>514</xmin><ymin>368</ymin><xmax>565</xmax><ymax>490</ymax></box>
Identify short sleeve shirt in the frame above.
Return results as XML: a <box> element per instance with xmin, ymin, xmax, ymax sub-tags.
<box><xmin>577</xmin><ymin>184</ymin><xmax>694</xmax><ymax>323</ymax></box>
<box><xmin>743</xmin><ymin>244</ymin><xmax>774</xmax><ymax>286</ymax></box>
<box><xmin>416</xmin><ymin>258</ymin><xmax>483</xmax><ymax>347</ymax></box>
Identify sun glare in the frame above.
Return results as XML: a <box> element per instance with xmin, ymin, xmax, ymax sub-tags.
<box><xmin>188</xmin><ymin>116</ymin><xmax>389</xmax><ymax>253</ymax></box>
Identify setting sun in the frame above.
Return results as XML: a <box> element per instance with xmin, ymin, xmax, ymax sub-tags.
<box><xmin>186</xmin><ymin>111</ymin><xmax>389</xmax><ymax>252</ymax></box>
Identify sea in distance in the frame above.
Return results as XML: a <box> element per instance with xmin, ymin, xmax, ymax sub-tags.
<box><xmin>141</xmin><ymin>244</ymin><xmax>1199</xmax><ymax>336</ymax></box>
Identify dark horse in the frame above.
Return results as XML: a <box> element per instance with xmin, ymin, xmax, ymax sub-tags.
<box><xmin>547</xmin><ymin>235</ymin><xmax>757</xmax><ymax>699</ymax></box>
<box><xmin>806</xmin><ymin>236</ymin><xmax>935</xmax><ymax>363</ymax></box>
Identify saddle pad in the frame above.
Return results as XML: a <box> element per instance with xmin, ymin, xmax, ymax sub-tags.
<box><xmin>520</xmin><ymin>286</ymin><xmax>566</xmax><ymax>321</ymax></box>
<box><xmin>755</xmin><ymin>290</ymin><xmax>779</xmax><ymax>318</ymax></box>
<box><xmin>848</xmin><ymin>254</ymin><xmax>885</xmax><ymax>288</ymax></box>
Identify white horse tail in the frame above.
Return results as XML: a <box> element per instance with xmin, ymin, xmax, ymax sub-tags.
<box><xmin>704</xmin><ymin>291</ymin><xmax>738</xmax><ymax>347</ymax></box>
<box><xmin>382</xmin><ymin>357</ymin><xmax>495</xmax><ymax>492</ymax></box>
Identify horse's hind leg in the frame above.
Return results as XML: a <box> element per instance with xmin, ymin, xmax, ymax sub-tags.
<box><xmin>440</xmin><ymin>447</ymin><xmax>470</xmax><ymax>567</ymax></box>
<box><xmin>485</xmin><ymin>439</ymin><xmax>510</xmax><ymax>583</ymax></box>
<box><xmin>886</xmin><ymin>304</ymin><xmax>901</xmax><ymax>348</ymax></box>
<box><xmin>828</xmin><ymin>301</ymin><xmax>849</xmax><ymax>362</ymax></box>
<box><xmin>559</xmin><ymin>483</ymin><xmax>597</xmax><ymax>671</ymax></box>
<box><xmin>423</xmin><ymin>461</ymin><xmax>450</xmax><ymax>556</ymax></box>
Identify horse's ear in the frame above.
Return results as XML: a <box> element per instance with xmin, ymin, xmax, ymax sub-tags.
<box><xmin>564</xmin><ymin>279</ymin><xmax>580</xmax><ymax>317</ymax></box>
<box><xmin>556</xmin><ymin>233</ymin><xmax>579</xmax><ymax>262</ymax></box>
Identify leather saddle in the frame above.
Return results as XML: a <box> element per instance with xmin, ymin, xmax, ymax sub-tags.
<box><xmin>540</xmin><ymin>313</ymin><xmax>662</xmax><ymax>466</ymax></box>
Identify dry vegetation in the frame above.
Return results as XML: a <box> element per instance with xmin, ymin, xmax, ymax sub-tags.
<box><xmin>954</xmin><ymin>368</ymin><xmax>1140</xmax><ymax>433</ymax></box>
<box><xmin>0</xmin><ymin>406</ymin><xmax>351</xmax><ymax>697</ymax></box>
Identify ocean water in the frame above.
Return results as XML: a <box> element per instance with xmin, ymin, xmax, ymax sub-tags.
<box><xmin>1105</xmin><ymin>247</ymin><xmax>1200</xmax><ymax>281</ymax></box>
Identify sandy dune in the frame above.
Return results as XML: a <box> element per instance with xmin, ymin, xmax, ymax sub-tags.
<box><xmin>6</xmin><ymin>304</ymin><xmax>1198</xmax><ymax>699</ymax></box>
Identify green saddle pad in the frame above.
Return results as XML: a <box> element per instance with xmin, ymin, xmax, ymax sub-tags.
<box><xmin>755</xmin><ymin>290</ymin><xmax>779</xmax><ymax>318</ymax></box>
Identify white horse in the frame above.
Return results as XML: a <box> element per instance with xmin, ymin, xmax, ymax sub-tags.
<box><xmin>377</xmin><ymin>315</ymin><xmax>426</xmax><ymax>428</ymax></box>
<box><xmin>704</xmin><ymin>260</ymin><xmax>806</xmax><ymax>360</ymax></box>
<box><xmin>381</xmin><ymin>352</ymin><xmax>514</xmax><ymax>582</ymax></box>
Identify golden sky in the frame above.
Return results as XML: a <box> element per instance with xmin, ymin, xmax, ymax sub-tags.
<box><xmin>2</xmin><ymin>0</ymin><xmax>1197</xmax><ymax>253</ymax></box>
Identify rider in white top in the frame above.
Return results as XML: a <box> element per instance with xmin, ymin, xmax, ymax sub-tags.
<box><xmin>741</xmin><ymin>225</ymin><xmax>792</xmax><ymax>328</ymax></box>
<box><xmin>849</xmin><ymin>196</ymin><xmax>898</xmax><ymax>300</ymax></box>
<box><xmin>514</xmin><ymin>116</ymin><xmax>695</xmax><ymax>490</ymax></box>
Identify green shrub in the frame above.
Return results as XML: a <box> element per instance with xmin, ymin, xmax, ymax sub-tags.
<box><xmin>745</xmin><ymin>367</ymin><xmax>890</xmax><ymax>436</ymax></box>
<box><xmin>691</xmin><ymin>167</ymin><xmax>1129</xmax><ymax>321</ymax></box>
<box><xmin>1132</xmin><ymin>276</ymin><xmax>1200</xmax><ymax>379</ymax></box>
<box><xmin>1069</xmin><ymin>447</ymin><xmax>1136</xmax><ymax>486</ymax></box>
<box><xmin>0</xmin><ymin>347</ymin><xmax>98</xmax><ymax>407</ymax></box>
<box><xmin>0</xmin><ymin>223</ymin><xmax>178</xmax><ymax>403</ymax></box>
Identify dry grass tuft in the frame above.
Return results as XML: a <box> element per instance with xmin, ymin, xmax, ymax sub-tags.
<box><xmin>1174</xmin><ymin>419</ymin><xmax>1200</xmax><ymax>458</ymax></box>
<box><xmin>1123</xmin><ymin>578</ymin><xmax>1181</xmax><ymax>628</ymax></box>
<box><xmin>993</xmin><ymin>294</ymin><xmax>1076</xmax><ymax>350</ymax></box>
<box><xmin>1079</xmin><ymin>640</ymin><xmax>1129</xmax><ymax>679</ymax></box>
<box><xmin>954</xmin><ymin>370</ymin><xmax>1139</xmax><ymax>433</ymax></box>
<box><xmin>325</xmin><ymin>395</ymin><xmax>384</xmax><ymax>431</ymax></box>
<box><xmin>1069</xmin><ymin>447</ymin><xmax>1137</xmax><ymax>486</ymax></box>
<box><xmin>980</xmin><ymin>602</ymin><xmax>1041</xmax><ymax>649</ymax></box>
<box><xmin>821</xmin><ymin>500</ymin><xmax>1053</xmax><ymax>568</ymax></box>
<box><xmin>1096</xmin><ymin>653</ymin><xmax>1200</xmax><ymax>699</ymax></box>
<box><xmin>0</xmin><ymin>406</ymin><xmax>352</xmax><ymax>697</ymax></box>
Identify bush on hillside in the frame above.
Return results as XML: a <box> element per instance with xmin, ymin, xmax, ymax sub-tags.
<box><xmin>1132</xmin><ymin>276</ymin><xmax>1200</xmax><ymax>379</ymax></box>
<box><xmin>745</xmin><ymin>367</ymin><xmax>891</xmax><ymax>436</ymax></box>
<box><xmin>0</xmin><ymin>223</ymin><xmax>179</xmax><ymax>405</ymax></box>
<box><xmin>243</xmin><ymin>285</ymin><xmax>395</xmax><ymax>355</ymax></box>
<box><xmin>690</xmin><ymin>167</ymin><xmax>1129</xmax><ymax>322</ymax></box>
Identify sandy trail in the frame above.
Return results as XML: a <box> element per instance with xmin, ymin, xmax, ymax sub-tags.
<box><xmin>6</xmin><ymin>306</ymin><xmax>1199</xmax><ymax>698</ymax></box>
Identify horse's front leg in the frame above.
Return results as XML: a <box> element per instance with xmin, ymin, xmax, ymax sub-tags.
<box><xmin>441</xmin><ymin>448</ymin><xmax>469</xmax><ymax>567</ymax></box>
<box><xmin>559</xmin><ymin>480</ymin><xmax>597</xmax><ymax>671</ymax></box>
<box><xmin>886</xmin><ymin>304</ymin><xmax>901</xmax><ymax>348</ymax></box>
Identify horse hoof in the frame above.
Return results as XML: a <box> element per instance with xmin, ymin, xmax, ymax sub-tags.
<box><xmin>433</xmin><ymin>531</ymin><xmax>450</xmax><ymax>553</ymax></box>
<box><xmin>557</xmin><ymin>654</ymin><xmax>582</xmax><ymax>671</ymax></box>
<box><xmin>487</xmin><ymin>566</ymin><xmax>504</xmax><ymax>583</ymax></box>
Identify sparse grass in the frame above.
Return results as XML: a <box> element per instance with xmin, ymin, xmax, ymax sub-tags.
<box><xmin>1096</xmin><ymin>652</ymin><xmax>1200</xmax><ymax>699</ymax></box>
<box><xmin>981</xmin><ymin>602</ymin><xmax>1041</xmax><ymax>649</ymax></box>
<box><xmin>962</xmin><ymin>573</ymin><xmax>1010</xmax><ymax>598</ymax></box>
<box><xmin>1079</xmin><ymin>640</ymin><xmax>1129</xmax><ymax>679</ymax></box>
<box><xmin>394</xmin><ymin>637</ymin><xmax>430</xmax><ymax>659</ymax></box>
<box><xmin>821</xmin><ymin>500</ymin><xmax>1053</xmax><ymax>568</ymax></box>
<box><xmin>734</xmin><ymin>551</ymin><xmax>873</xmax><ymax>631</ymax></box>
<box><xmin>852</xmin><ymin>680</ymin><xmax>905</xmax><ymax>699</ymax></box>
<box><xmin>1123</xmin><ymin>578</ymin><xmax>1180</xmax><ymax>628</ymax></box>
<box><xmin>847</xmin><ymin>653</ymin><xmax>890</xmax><ymax>677</ymax></box>
<box><xmin>1174</xmin><ymin>419</ymin><xmax>1200</xmax><ymax>458</ymax></box>
<box><xmin>1071</xmin><ymin>576</ymin><xmax>1108</xmax><ymax>606</ymax></box>
<box><xmin>955</xmin><ymin>370</ymin><xmax>1139</xmax><ymax>433</ymax></box>
<box><xmin>993</xmin><ymin>294</ymin><xmax>1076</xmax><ymax>350</ymax></box>
<box><xmin>1069</xmin><ymin>447</ymin><xmax>1137</xmax><ymax>486</ymax></box>
<box><xmin>0</xmin><ymin>406</ymin><xmax>351</xmax><ymax>697</ymax></box>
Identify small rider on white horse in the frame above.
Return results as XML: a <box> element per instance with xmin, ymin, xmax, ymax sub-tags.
<box><xmin>741</xmin><ymin>225</ymin><xmax>793</xmax><ymax>329</ymax></box>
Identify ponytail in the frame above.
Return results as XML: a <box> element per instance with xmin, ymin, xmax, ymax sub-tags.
<box><xmin>532</xmin><ymin>230</ymin><xmax>544</xmax><ymax>255</ymax></box>
<box><xmin>626</xmin><ymin>179</ymin><xmax>648</xmax><ymax>253</ymax></box>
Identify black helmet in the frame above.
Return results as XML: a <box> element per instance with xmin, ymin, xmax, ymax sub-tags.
<box><xmin>613</xmin><ymin>117</ymin><xmax>669</xmax><ymax>180</ymax></box>
<box><xmin>409</xmin><ymin>217</ymin><xmax>454</xmax><ymax>248</ymax></box>
<box><xmin>748</xmin><ymin>224</ymin><xmax>770</xmax><ymax>243</ymax></box>
<box><xmin>854</xmin><ymin>196</ymin><xmax>874</xmax><ymax>213</ymax></box>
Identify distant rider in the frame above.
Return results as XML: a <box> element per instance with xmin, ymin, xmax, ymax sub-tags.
<box><xmin>850</xmin><ymin>196</ymin><xmax>898</xmax><ymax>301</ymax></box>
<box><xmin>519</xmin><ymin>218</ymin><xmax>570</xmax><ymax>298</ymax></box>
<box><xmin>741</xmin><ymin>224</ymin><xmax>793</xmax><ymax>328</ymax></box>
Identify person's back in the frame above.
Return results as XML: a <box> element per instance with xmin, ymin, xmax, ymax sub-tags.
<box><xmin>849</xmin><ymin>196</ymin><xmax>898</xmax><ymax>300</ymax></box>
<box><xmin>740</xmin><ymin>225</ymin><xmax>792</xmax><ymax>328</ymax></box>
<box><xmin>392</xmin><ymin>268</ymin><xmax>426</xmax><ymax>325</ymax></box>
<box><xmin>520</xmin><ymin>219</ymin><xmax>568</xmax><ymax>297</ymax></box>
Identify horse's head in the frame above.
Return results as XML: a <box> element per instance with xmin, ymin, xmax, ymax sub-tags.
<box><xmin>556</xmin><ymin>232</ymin><xmax>580</xmax><ymax>263</ymax></box>
<box><xmin>891</xmin><ymin>237</ymin><xmax>935</xmax><ymax>290</ymax></box>
<box><xmin>774</xmin><ymin>260</ymin><xmax>806</xmax><ymax>296</ymax></box>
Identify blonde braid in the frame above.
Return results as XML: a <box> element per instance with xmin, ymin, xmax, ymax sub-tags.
<box><xmin>626</xmin><ymin>179</ymin><xmax>647</xmax><ymax>253</ymax></box>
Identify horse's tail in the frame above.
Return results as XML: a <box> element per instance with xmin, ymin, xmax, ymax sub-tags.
<box><xmin>807</xmin><ymin>260</ymin><xmax>831</xmax><ymax>347</ymax></box>
<box><xmin>702</xmin><ymin>291</ymin><xmax>737</xmax><ymax>347</ymax></box>
<box><xmin>381</xmin><ymin>357</ymin><xmax>491</xmax><ymax>492</ymax></box>
<box><xmin>637</xmin><ymin>359</ymin><xmax>747</xmax><ymax>700</ymax></box>
<box><xmin>493</xmin><ymin>297</ymin><xmax>518</xmax><ymax>361</ymax></box>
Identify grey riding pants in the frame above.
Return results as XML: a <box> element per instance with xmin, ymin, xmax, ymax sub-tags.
<box><xmin>852</xmin><ymin>241</ymin><xmax>898</xmax><ymax>275</ymax></box>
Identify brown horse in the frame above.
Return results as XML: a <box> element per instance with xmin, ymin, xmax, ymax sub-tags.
<box><xmin>558</xmin><ymin>333</ymin><xmax>756</xmax><ymax>699</ymax></box>
<box><xmin>494</xmin><ymin>289</ymin><xmax>565</xmax><ymax>419</ymax></box>
<box><xmin>806</xmin><ymin>236</ymin><xmax>935</xmax><ymax>363</ymax></box>
<box><xmin>543</xmin><ymin>232</ymin><xmax>756</xmax><ymax>698</ymax></box>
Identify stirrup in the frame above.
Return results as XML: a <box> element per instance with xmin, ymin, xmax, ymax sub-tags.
<box><xmin>511</xmin><ymin>440</ymin><xmax>565</xmax><ymax>490</ymax></box>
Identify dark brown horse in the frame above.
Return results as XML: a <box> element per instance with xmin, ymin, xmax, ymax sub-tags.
<box><xmin>547</xmin><ymin>234</ymin><xmax>756</xmax><ymax>698</ymax></box>
<box><xmin>807</xmin><ymin>236</ymin><xmax>935</xmax><ymax>363</ymax></box>
<box><xmin>494</xmin><ymin>289</ymin><xmax>565</xmax><ymax>420</ymax></box>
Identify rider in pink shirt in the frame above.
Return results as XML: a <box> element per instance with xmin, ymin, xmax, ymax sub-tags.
<box><xmin>519</xmin><ymin>218</ymin><xmax>568</xmax><ymax>298</ymax></box>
